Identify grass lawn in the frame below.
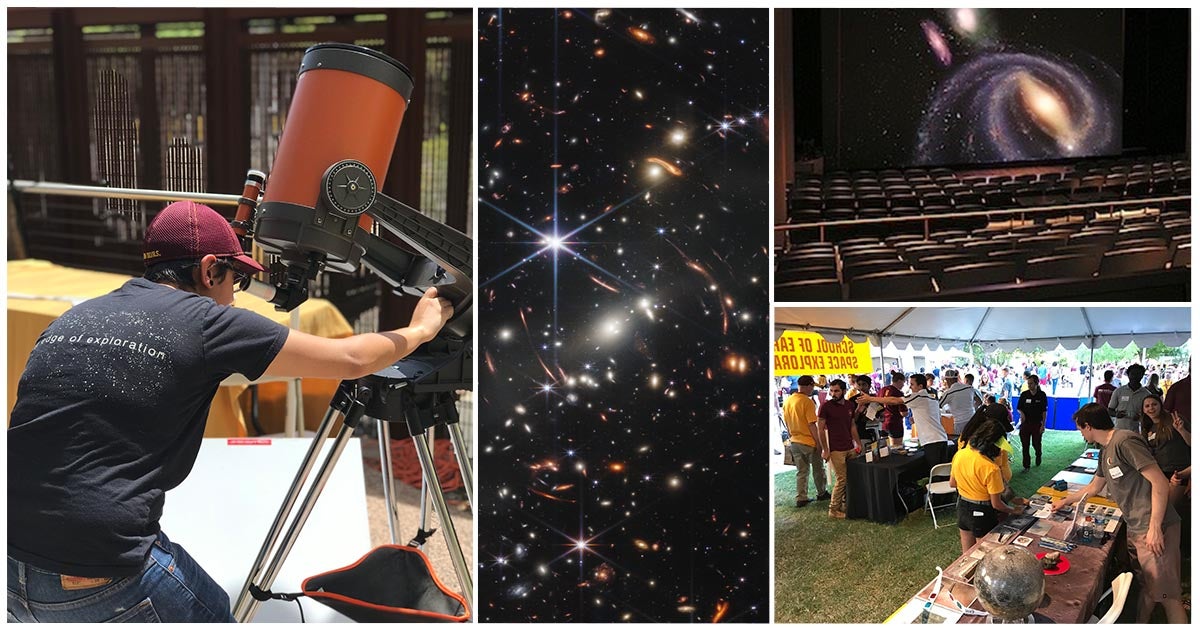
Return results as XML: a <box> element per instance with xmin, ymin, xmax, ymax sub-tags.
<box><xmin>774</xmin><ymin>430</ymin><xmax>1092</xmax><ymax>623</ymax></box>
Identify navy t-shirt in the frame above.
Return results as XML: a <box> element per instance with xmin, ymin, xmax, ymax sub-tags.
<box><xmin>8</xmin><ymin>278</ymin><xmax>289</xmax><ymax>577</ymax></box>
<box><xmin>1017</xmin><ymin>389</ymin><xmax>1048</xmax><ymax>422</ymax></box>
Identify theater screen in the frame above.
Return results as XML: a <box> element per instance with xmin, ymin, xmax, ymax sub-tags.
<box><xmin>823</xmin><ymin>9</ymin><xmax>1125</xmax><ymax>169</ymax></box>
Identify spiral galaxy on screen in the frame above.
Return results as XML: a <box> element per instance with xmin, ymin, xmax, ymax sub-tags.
<box><xmin>830</xmin><ymin>10</ymin><xmax>1125</xmax><ymax>169</ymax></box>
<box><xmin>914</xmin><ymin>50</ymin><xmax>1121</xmax><ymax>165</ymax></box>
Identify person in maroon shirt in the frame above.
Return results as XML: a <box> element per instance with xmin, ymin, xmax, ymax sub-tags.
<box><xmin>877</xmin><ymin>371</ymin><xmax>908</xmax><ymax>446</ymax></box>
<box><xmin>1163</xmin><ymin>371</ymin><xmax>1190</xmax><ymax>426</ymax></box>
<box><xmin>1093</xmin><ymin>369</ymin><xmax>1118</xmax><ymax>409</ymax></box>
<box><xmin>818</xmin><ymin>379</ymin><xmax>860</xmax><ymax>519</ymax></box>
<box><xmin>1163</xmin><ymin>368</ymin><xmax>1191</xmax><ymax>498</ymax></box>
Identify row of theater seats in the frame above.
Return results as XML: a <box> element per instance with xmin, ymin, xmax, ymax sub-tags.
<box><xmin>775</xmin><ymin>206</ymin><xmax>1191</xmax><ymax>301</ymax></box>
<box><xmin>787</xmin><ymin>156</ymin><xmax>1190</xmax><ymax>222</ymax></box>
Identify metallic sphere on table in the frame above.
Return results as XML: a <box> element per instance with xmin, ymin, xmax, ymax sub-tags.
<box><xmin>974</xmin><ymin>546</ymin><xmax>1045</xmax><ymax>622</ymax></box>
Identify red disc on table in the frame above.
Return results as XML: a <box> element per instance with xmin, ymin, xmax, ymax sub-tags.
<box><xmin>1036</xmin><ymin>551</ymin><xmax>1071</xmax><ymax>575</ymax></box>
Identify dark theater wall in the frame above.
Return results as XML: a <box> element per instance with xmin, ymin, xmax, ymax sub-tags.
<box><xmin>1122</xmin><ymin>8</ymin><xmax>1191</xmax><ymax>157</ymax></box>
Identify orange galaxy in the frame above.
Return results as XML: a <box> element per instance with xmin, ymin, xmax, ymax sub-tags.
<box><xmin>628</xmin><ymin>27</ymin><xmax>655</xmax><ymax>44</ymax></box>
<box><xmin>646</xmin><ymin>157</ymin><xmax>683</xmax><ymax>177</ymax></box>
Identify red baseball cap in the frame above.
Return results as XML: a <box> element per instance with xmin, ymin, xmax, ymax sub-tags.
<box><xmin>143</xmin><ymin>201</ymin><xmax>265</xmax><ymax>273</ymax></box>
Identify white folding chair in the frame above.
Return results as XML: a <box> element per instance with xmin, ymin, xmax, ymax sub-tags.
<box><xmin>1090</xmin><ymin>571</ymin><xmax>1133</xmax><ymax>624</ymax></box>
<box><xmin>925</xmin><ymin>462</ymin><xmax>957</xmax><ymax>529</ymax></box>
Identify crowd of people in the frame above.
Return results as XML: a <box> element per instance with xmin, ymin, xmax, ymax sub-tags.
<box><xmin>778</xmin><ymin>358</ymin><xmax>1189</xmax><ymax>407</ymax></box>
<box><xmin>778</xmin><ymin>360</ymin><xmax>1191</xmax><ymax>623</ymax></box>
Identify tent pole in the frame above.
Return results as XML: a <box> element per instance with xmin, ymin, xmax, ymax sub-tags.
<box><xmin>877</xmin><ymin>335</ymin><xmax>886</xmax><ymax>379</ymax></box>
<box><xmin>1088</xmin><ymin>336</ymin><xmax>1096</xmax><ymax>399</ymax></box>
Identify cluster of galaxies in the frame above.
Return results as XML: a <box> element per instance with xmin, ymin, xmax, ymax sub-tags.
<box><xmin>478</xmin><ymin>9</ymin><xmax>768</xmax><ymax>623</ymax></box>
<box><xmin>839</xmin><ymin>9</ymin><xmax>1123</xmax><ymax>167</ymax></box>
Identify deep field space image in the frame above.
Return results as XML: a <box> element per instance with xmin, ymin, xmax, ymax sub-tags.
<box><xmin>476</xmin><ymin>8</ymin><xmax>769</xmax><ymax>623</ymax></box>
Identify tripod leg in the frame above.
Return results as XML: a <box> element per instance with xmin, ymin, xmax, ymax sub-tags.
<box><xmin>237</xmin><ymin>420</ymin><xmax>357</xmax><ymax>622</ymax></box>
<box><xmin>447</xmin><ymin>422</ymin><xmax>475</xmax><ymax>509</ymax></box>
<box><xmin>233</xmin><ymin>405</ymin><xmax>340</xmax><ymax>621</ymax></box>
<box><xmin>376</xmin><ymin>417</ymin><xmax>401</xmax><ymax>545</ymax></box>
<box><xmin>412</xmin><ymin>433</ymin><xmax>474</xmax><ymax>604</ymax></box>
<box><xmin>418</xmin><ymin>430</ymin><xmax>430</xmax><ymax>534</ymax></box>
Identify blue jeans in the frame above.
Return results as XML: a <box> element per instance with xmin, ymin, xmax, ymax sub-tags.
<box><xmin>7</xmin><ymin>531</ymin><xmax>233</xmax><ymax>622</ymax></box>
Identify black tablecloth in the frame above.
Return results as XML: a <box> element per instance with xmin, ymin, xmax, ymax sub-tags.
<box><xmin>846</xmin><ymin>444</ymin><xmax>957</xmax><ymax>524</ymax></box>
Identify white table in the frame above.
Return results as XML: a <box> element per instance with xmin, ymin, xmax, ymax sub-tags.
<box><xmin>160</xmin><ymin>437</ymin><xmax>371</xmax><ymax>622</ymax></box>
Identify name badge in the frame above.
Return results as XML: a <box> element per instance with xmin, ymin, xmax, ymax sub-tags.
<box><xmin>1109</xmin><ymin>466</ymin><xmax>1124</xmax><ymax>479</ymax></box>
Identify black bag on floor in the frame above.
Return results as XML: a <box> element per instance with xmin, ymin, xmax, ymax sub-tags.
<box><xmin>275</xmin><ymin>545</ymin><xmax>469</xmax><ymax>622</ymax></box>
<box><xmin>896</xmin><ymin>481</ymin><xmax>926</xmax><ymax>513</ymax></box>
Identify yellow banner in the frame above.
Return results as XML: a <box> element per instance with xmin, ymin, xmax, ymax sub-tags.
<box><xmin>773</xmin><ymin>331</ymin><xmax>874</xmax><ymax>376</ymax></box>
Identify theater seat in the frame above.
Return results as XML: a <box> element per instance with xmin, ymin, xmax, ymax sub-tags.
<box><xmin>1024</xmin><ymin>253</ymin><xmax>1099</xmax><ymax>280</ymax></box>
<box><xmin>1124</xmin><ymin>179</ymin><xmax>1151</xmax><ymax>198</ymax></box>
<box><xmin>1014</xmin><ymin>187</ymin><xmax>1047</xmax><ymax>207</ymax></box>
<box><xmin>776</xmin><ymin>266</ymin><xmax>837</xmax><ymax>284</ymax></box>
<box><xmin>960</xmin><ymin>240</ymin><xmax>1009</xmax><ymax>259</ymax></box>
<box><xmin>984</xmin><ymin>190</ymin><xmax>1015</xmax><ymax>207</ymax></box>
<box><xmin>777</xmin><ymin>251</ymin><xmax>836</xmax><ymax>266</ymax></box>
<box><xmin>848</xmin><ymin>269</ymin><xmax>933</xmax><ymax>300</ymax></box>
<box><xmin>839</xmin><ymin>237</ymin><xmax>886</xmax><ymax>250</ymax></box>
<box><xmin>1042</xmin><ymin>184</ymin><xmax>1071</xmax><ymax>204</ymax></box>
<box><xmin>1172</xmin><ymin>242</ymin><xmax>1190</xmax><ymax>268</ymax></box>
<box><xmin>843</xmin><ymin>259</ymin><xmax>911</xmax><ymax>281</ymax></box>
<box><xmin>903</xmin><ymin>244</ymin><xmax>956</xmax><ymax>260</ymax></box>
<box><xmin>1099</xmin><ymin>246</ymin><xmax>1171</xmax><ymax>276</ymax></box>
<box><xmin>1066</xmin><ymin>231</ymin><xmax>1116</xmax><ymax>251</ymax></box>
<box><xmin>1016</xmin><ymin>234</ymin><xmax>1067</xmax><ymax>252</ymax></box>
<box><xmin>985</xmin><ymin>249</ymin><xmax>1029</xmax><ymax>273</ymax></box>
<box><xmin>939</xmin><ymin>261</ymin><xmax>1018</xmax><ymax>291</ymax></box>
<box><xmin>776</xmin><ymin>278</ymin><xmax>843</xmax><ymax>302</ymax></box>
<box><xmin>917</xmin><ymin>254</ymin><xmax>974</xmax><ymax>273</ymax></box>
<box><xmin>788</xmin><ymin>209</ymin><xmax>822</xmax><ymax>224</ymax></box>
<box><xmin>791</xmin><ymin>195</ymin><xmax>823</xmax><ymax>210</ymax></box>
<box><xmin>1114</xmin><ymin>237</ymin><xmax>1168</xmax><ymax>253</ymax></box>
<box><xmin>1070</xmin><ymin>185</ymin><xmax>1101</xmax><ymax>203</ymax></box>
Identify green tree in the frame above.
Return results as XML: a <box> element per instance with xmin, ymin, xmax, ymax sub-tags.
<box><xmin>1074</xmin><ymin>342</ymin><xmax>1141</xmax><ymax>366</ymax></box>
<box><xmin>1145</xmin><ymin>341</ymin><xmax>1187</xmax><ymax>361</ymax></box>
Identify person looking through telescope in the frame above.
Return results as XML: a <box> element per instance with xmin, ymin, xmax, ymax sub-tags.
<box><xmin>7</xmin><ymin>200</ymin><xmax>453</xmax><ymax>623</ymax></box>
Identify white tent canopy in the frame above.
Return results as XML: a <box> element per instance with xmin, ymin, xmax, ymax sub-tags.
<box><xmin>775</xmin><ymin>307</ymin><xmax>1191</xmax><ymax>351</ymax></box>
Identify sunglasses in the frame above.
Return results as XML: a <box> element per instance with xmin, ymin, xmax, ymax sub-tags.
<box><xmin>193</xmin><ymin>258</ymin><xmax>252</xmax><ymax>292</ymax></box>
<box><xmin>221</xmin><ymin>259</ymin><xmax>253</xmax><ymax>292</ymax></box>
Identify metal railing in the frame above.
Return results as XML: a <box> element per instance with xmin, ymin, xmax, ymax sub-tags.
<box><xmin>775</xmin><ymin>193</ymin><xmax>1190</xmax><ymax>243</ymax></box>
<box><xmin>9</xmin><ymin>179</ymin><xmax>240</xmax><ymax>206</ymax></box>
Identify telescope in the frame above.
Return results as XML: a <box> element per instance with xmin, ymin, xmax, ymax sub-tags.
<box><xmin>7</xmin><ymin>41</ymin><xmax>474</xmax><ymax>622</ymax></box>
<box><xmin>226</xmin><ymin>43</ymin><xmax>474</xmax><ymax>622</ymax></box>
<box><xmin>237</xmin><ymin>42</ymin><xmax>471</xmax><ymax>342</ymax></box>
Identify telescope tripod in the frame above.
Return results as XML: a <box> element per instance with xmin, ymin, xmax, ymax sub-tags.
<box><xmin>232</xmin><ymin>367</ymin><xmax>474</xmax><ymax>622</ymax></box>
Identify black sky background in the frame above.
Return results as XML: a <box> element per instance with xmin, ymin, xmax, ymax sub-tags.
<box><xmin>477</xmin><ymin>8</ymin><xmax>768</xmax><ymax>623</ymax></box>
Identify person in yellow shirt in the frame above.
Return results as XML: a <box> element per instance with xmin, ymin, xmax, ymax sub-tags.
<box><xmin>783</xmin><ymin>375</ymin><xmax>830</xmax><ymax>507</ymax></box>
<box><xmin>949</xmin><ymin>418</ymin><xmax>1028</xmax><ymax>553</ymax></box>
<box><xmin>956</xmin><ymin>403</ymin><xmax>1015</xmax><ymax>490</ymax></box>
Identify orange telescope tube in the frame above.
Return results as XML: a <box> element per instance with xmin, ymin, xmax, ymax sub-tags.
<box><xmin>254</xmin><ymin>43</ymin><xmax>414</xmax><ymax>269</ymax></box>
